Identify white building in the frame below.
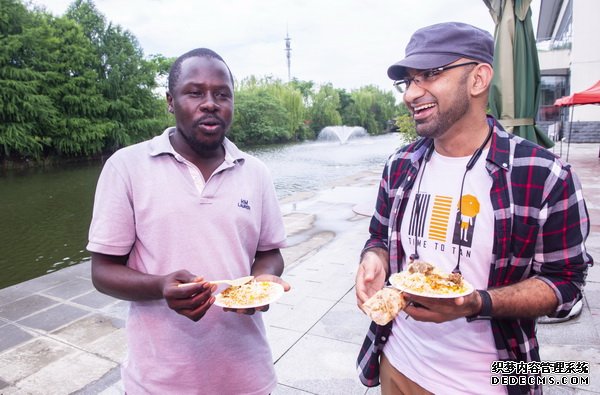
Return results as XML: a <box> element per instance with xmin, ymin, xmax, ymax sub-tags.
<box><xmin>536</xmin><ymin>0</ymin><xmax>600</xmax><ymax>141</ymax></box>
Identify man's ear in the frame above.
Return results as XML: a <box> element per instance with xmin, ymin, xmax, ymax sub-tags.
<box><xmin>166</xmin><ymin>92</ymin><xmax>174</xmax><ymax>113</ymax></box>
<box><xmin>471</xmin><ymin>63</ymin><xmax>493</xmax><ymax>97</ymax></box>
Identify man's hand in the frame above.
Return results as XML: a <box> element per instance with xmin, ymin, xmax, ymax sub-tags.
<box><xmin>356</xmin><ymin>248</ymin><xmax>389</xmax><ymax>312</ymax></box>
<box><xmin>162</xmin><ymin>270</ymin><xmax>217</xmax><ymax>322</ymax></box>
<box><xmin>402</xmin><ymin>291</ymin><xmax>481</xmax><ymax>323</ymax></box>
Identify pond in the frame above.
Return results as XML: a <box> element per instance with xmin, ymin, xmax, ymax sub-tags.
<box><xmin>0</xmin><ymin>132</ymin><xmax>403</xmax><ymax>289</ymax></box>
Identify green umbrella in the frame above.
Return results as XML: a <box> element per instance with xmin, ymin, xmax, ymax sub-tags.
<box><xmin>484</xmin><ymin>0</ymin><xmax>554</xmax><ymax>148</ymax></box>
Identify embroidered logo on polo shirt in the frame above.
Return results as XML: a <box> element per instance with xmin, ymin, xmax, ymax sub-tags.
<box><xmin>238</xmin><ymin>198</ymin><xmax>251</xmax><ymax>210</ymax></box>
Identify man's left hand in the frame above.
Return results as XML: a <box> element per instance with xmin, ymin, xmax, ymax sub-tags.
<box><xmin>403</xmin><ymin>291</ymin><xmax>480</xmax><ymax>323</ymax></box>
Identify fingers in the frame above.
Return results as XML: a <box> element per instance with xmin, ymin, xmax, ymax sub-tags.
<box><xmin>269</xmin><ymin>277</ymin><xmax>291</xmax><ymax>292</ymax></box>
<box><xmin>223</xmin><ymin>308</ymin><xmax>256</xmax><ymax>315</ymax></box>
<box><xmin>182</xmin><ymin>294</ymin><xmax>216</xmax><ymax>321</ymax></box>
<box><xmin>402</xmin><ymin>294</ymin><xmax>469</xmax><ymax>323</ymax></box>
<box><xmin>355</xmin><ymin>286</ymin><xmax>371</xmax><ymax>309</ymax></box>
<box><xmin>355</xmin><ymin>263</ymin><xmax>384</xmax><ymax>309</ymax></box>
<box><xmin>166</xmin><ymin>281</ymin><xmax>216</xmax><ymax>321</ymax></box>
<box><xmin>253</xmin><ymin>274</ymin><xmax>291</xmax><ymax>292</ymax></box>
<box><xmin>404</xmin><ymin>303</ymin><xmax>444</xmax><ymax>323</ymax></box>
<box><xmin>223</xmin><ymin>303</ymin><xmax>270</xmax><ymax>315</ymax></box>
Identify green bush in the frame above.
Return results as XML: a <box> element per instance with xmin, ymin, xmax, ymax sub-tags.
<box><xmin>395</xmin><ymin>114</ymin><xmax>417</xmax><ymax>142</ymax></box>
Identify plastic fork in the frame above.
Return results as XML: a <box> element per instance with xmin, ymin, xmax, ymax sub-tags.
<box><xmin>178</xmin><ymin>275</ymin><xmax>254</xmax><ymax>288</ymax></box>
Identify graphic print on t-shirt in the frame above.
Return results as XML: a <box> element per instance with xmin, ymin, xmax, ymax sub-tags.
<box><xmin>408</xmin><ymin>192</ymin><xmax>482</xmax><ymax>255</ymax></box>
<box><xmin>408</xmin><ymin>193</ymin><xmax>430</xmax><ymax>239</ymax></box>
<box><xmin>427</xmin><ymin>195</ymin><xmax>453</xmax><ymax>242</ymax></box>
<box><xmin>452</xmin><ymin>194</ymin><xmax>480</xmax><ymax>247</ymax></box>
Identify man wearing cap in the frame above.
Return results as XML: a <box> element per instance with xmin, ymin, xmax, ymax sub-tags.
<box><xmin>355</xmin><ymin>22</ymin><xmax>591</xmax><ymax>394</ymax></box>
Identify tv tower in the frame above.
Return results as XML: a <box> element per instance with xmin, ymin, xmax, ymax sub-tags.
<box><xmin>284</xmin><ymin>30</ymin><xmax>292</xmax><ymax>82</ymax></box>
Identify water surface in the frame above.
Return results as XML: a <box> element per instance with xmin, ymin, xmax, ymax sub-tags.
<box><xmin>0</xmin><ymin>133</ymin><xmax>402</xmax><ymax>289</ymax></box>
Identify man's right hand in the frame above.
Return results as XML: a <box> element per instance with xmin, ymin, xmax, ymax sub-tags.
<box><xmin>355</xmin><ymin>248</ymin><xmax>389</xmax><ymax>312</ymax></box>
<box><xmin>162</xmin><ymin>271</ymin><xmax>217</xmax><ymax>322</ymax></box>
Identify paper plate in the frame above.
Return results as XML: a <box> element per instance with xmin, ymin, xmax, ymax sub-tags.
<box><xmin>214</xmin><ymin>281</ymin><xmax>285</xmax><ymax>309</ymax></box>
<box><xmin>390</xmin><ymin>273</ymin><xmax>475</xmax><ymax>299</ymax></box>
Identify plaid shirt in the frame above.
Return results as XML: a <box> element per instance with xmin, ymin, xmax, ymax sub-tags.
<box><xmin>357</xmin><ymin>117</ymin><xmax>592</xmax><ymax>395</ymax></box>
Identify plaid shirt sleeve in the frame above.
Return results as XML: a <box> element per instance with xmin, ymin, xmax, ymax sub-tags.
<box><xmin>357</xmin><ymin>141</ymin><xmax>426</xmax><ymax>387</ymax></box>
<box><xmin>533</xmin><ymin>160</ymin><xmax>591</xmax><ymax>315</ymax></box>
<box><xmin>488</xmin><ymin>129</ymin><xmax>592</xmax><ymax>317</ymax></box>
<box><xmin>487</xmin><ymin>123</ymin><xmax>592</xmax><ymax>395</ymax></box>
<box><xmin>363</xmin><ymin>161</ymin><xmax>392</xmax><ymax>253</ymax></box>
<box><xmin>357</xmin><ymin>154</ymin><xmax>397</xmax><ymax>387</ymax></box>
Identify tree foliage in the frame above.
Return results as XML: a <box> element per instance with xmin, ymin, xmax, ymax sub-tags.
<box><xmin>229</xmin><ymin>77</ymin><xmax>291</xmax><ymax>145</ymax></box>
<box><xmin>340</xmin><ymin>86</ymin><xmax>397</xmax><ymax>135</ymax></box>
<box><xmin>308</xmin><ymin>83</ymin><xmax>343</xmax><ymax>134</ymax></box>
<box><xmin>394</xmin><ymin>104</ymin><xmax>417</xmax><ymax>142</ymax></box>
<box><xmin>1</xmin><ymin>0</ymin><xmax>405</xmax><ymax>164</ymax></box>
<box><xmin>0</xmin><ymin>0</ymin><xmax>169</xmax><ymax>161</ymax></box>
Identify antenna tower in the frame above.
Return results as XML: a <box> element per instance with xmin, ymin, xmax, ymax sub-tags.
<box><xmin>285</xmin><ymin>30</ymin><xmax>292</xmax><ymax>82</ymax></box>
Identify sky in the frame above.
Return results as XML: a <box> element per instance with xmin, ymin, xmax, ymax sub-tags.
<box><xmin>31</xmin><ymin>0</ymin><xmax>541</xmax><ymax>93</ymax></box>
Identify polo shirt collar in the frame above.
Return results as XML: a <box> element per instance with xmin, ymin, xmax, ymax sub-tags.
<box><xmin>148</xmin><ymin>127</ymin><xmax>245</xmax><ymax>165</ymax></box>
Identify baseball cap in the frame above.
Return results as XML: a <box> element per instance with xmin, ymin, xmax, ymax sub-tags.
<box><xmin>387</xmin><ymin>22</ymin><xmax>494</xmax><ymax>80</ymax></box>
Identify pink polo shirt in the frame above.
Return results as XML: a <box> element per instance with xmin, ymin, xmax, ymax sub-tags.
<box><xmin>87</xmin><ymin>128</ymin><xmax>286</xmax><ymax>394</ymax></box>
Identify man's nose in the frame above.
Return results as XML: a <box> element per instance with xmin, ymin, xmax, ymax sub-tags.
<box><xmin>402</xmin><ymin>81</ymin><xmax>426</xmax><ymax>106</ymax></box>
<box><xmin>199</xmin><ymin>93</ymin><xmax>219</xmax><ymax>111</ymax></box>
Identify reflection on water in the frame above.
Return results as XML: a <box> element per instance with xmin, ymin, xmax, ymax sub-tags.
<box><xmin>249</xmin><ymin>133</ymin><xmax>401</xmax><ymax>198</ymax></box>
<box><xmin>0</xmin><ymin>162</ymin><xmax>102</xmax><ymax>289</ymax></box>
<box><xmin>0</xmin><ymin>133</ymin><xmax>403</xmax><ymax>289</ymax></box>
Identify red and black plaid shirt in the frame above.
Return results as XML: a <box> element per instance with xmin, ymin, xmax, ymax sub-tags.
<box><xmin>357</xmin><ymin>117</ymin><xmax>592</xmax><ymax>395</ymax></box>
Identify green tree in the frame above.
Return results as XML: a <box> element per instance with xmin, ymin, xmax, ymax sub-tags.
<box><xmin>38</xmin><ymin>13</ymin><xmax>115</xmax><ymax>156</ymax></box>
<box><xmin>308</xmin><ymin>83</ymin><xmax>342</xmax><ymax>135</ymax></box>
<box><xmin>234</xmin><ymin>76</ymin><xmax>311</xmax><ymax>143</ymax></box>
<box><xmin>268</xmin><ymin>81</ymin><xmax>308</xmax><ymax>141</ymax></box>
<box><xmin>65</xmin><ymin>0</ymin><xmax>169</xmax><ymax>151</ymax></box>
<box><xmin>230</xmin><ymin>89</ymin><xmax>290</xmax><ymax>145</ymax></box>
<box><xmin>0</xmin><ymin>0</ymin><xmax>54</xmax><ymax>159</ymax></box>
<box><xmin>289</xmin><ymin>78</ymin><xmax>315</xmax><ymax>104</ymax></box>
<box><xmin>394</xmin><ymin>103</ymin><xmax>417</xmax><ymax>142</ymax></box>
<box><xmin>0</xmin><ymin>0</ymin><xmax>170</xmax><ymax>161</ymax></box>
<box><xmin>147</xmin><ymin>53</ymin><xmax>175</xmax><ymax>92</ymax></box>
<box><xmin>342</xmin><ymin>85</ymin><xmax>397</xmax><ymax>135</ymax></box>
<box><xmin>336</xmin><ymin>88</ymin><xmax>354</xmax><ymax>122</ymax></box>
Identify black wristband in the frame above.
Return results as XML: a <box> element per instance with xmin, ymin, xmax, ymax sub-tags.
<box><xmin>466</xmin><ymin>290</ymin><xmax>493</xmax><ymax>322</ymax></box>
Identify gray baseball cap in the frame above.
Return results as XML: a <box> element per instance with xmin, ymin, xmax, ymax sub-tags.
<box><xmin>387</xmin><ymin>22</ymin><xmax>494</xmax><ymax>80</ymax></box>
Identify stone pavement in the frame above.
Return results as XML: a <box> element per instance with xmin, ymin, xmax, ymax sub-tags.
<box><xmin>0</xmin><ymin>143</ymin><xmax>599</xmax><ymax>395</ymax></box>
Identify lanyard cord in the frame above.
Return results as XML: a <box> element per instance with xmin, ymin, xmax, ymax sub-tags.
<box><xmin>409</xmin><ymin>124</ymin><xmax>494</xmax><ymax>273</ymax></box>
<box><xmin>409</xmin><ymin>143</ymin><xmax>435</xmax><ymax>262</ymax></box>
<box><xmin>454</xmin><ymin>124</ymin><xmax>493</xmax><ymax>273</ymax></box>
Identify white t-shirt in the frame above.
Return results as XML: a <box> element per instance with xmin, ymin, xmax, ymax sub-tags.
<box><xmin>384</xmin><ymin>149</ymin><xmax>507</xmax><ymax>394</ymax></box>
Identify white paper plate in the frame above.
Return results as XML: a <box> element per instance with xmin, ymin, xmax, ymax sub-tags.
<box><xmin>390</xmin><ymin>274</ymin><xmax>475</xmax><ymax>299</ymax></box>
<box><xmin>214</xmin><ymin>282</ymin><xmax>285</xmax><ymax>309</ymax></box>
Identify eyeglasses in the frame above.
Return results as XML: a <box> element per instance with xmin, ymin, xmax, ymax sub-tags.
<box><xmin>393</xmin><ymin>62</ymin><xmax>479</xmax><ymax>93</ymax></box>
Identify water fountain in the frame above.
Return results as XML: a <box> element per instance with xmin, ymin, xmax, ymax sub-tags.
<box><xmin>317</xmin><ymin>126</ymin><xmax>367</xmax><ymax>144</ymax></box>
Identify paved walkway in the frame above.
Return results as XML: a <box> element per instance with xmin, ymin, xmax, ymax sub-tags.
<box><xmin>0</xmin><ymin>143</ymin><xmax>598</xmax><ymax>395</ymax></box>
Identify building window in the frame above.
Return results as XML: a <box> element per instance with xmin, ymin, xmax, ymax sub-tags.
<box><xmin>538</xmin><ymin>75</ymin><xmax>569</xmax><ymax>122</ymax></box>
<box><xmin>553</xmin><ymin>0</ymin><xmax>573</xmax><ymax>49</ymax></box>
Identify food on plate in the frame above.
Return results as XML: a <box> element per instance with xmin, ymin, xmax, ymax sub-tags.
<box><xmin>362</xmin><ymin>287</ymin><xmax>406</xmax><ymax>325</ymax></box>
<box><xmin>390</xmin><ymin>261</ymin><xmax>473</xmax><ymax>297</ymax></box>
<box><xmin>215</xmin><ymin>281</ymin><xmax>282</xmax><ymax>308</ymax></box>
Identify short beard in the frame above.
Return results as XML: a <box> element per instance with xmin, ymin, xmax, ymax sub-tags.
<box><xmin>415</xmin><ymin>73</ymin><xmax>471</xmax><ymax>139</ymax></box>
<box><xmin>180</xmin><ymin>130</ymin><xmax>225</xmax><ymax>157</ymax></box>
